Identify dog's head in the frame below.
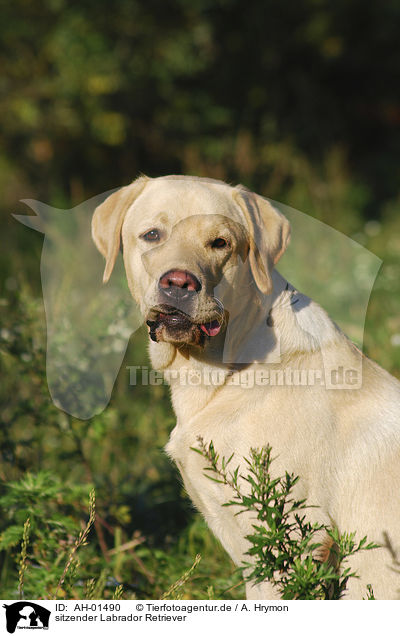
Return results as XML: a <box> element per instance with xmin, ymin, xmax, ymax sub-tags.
<box><xmin>92</xmin><ymin>175</ymin><xmax>290</xmax><ymax>348</ymax></box>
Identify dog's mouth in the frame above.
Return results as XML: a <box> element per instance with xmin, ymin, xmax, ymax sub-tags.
<box><xmin>146</xmin><ymin>306</ymin><xmax>222</xmax><ymax>346</ymax></box>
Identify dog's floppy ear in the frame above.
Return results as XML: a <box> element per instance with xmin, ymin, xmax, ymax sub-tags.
<box><xmin>92</xmin><ymin>176</ymin><xmax>149</xmax><ymax>282</ymax></box>
<box><xmin>233</xmin><ymin>188</ymin><xmax>291</xmax><ymax>295</ymax></box>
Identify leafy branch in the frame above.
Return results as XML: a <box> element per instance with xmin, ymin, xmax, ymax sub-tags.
<box><xmin>193</xmin><ymin>438</ymin><xmax>378</xmax><ymax>600</ymax></box>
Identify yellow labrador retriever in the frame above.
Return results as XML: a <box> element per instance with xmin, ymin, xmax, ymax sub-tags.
<box><xmin>92</xmin><ymin>175</ymin><xmax>400</xmax><ymax>599</ymax></box>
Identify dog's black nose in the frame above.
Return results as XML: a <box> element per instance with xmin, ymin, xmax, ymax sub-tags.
<box><xmin>158</xmin><ymin>269</ymin><xmax>201</xmax><ymax>302</ymax></box>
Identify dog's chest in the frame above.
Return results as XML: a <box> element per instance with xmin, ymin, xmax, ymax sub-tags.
<box><xmin>165</xmin><ymin>421</ymin><xmax>252</xmax><ymax>565</ymax></box>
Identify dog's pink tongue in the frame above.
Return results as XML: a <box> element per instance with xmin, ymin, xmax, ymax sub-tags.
<box><xmin>200</xmin><ymin>320</ymin><xmax>221</xmax><ymax>337</ymax></box>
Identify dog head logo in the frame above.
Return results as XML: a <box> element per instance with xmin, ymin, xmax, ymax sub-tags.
<box><xmin>15</xmin><ymin>177</ymin><xmax>381</xmax><ymax>416</ymax></box>
<box><xmin>14</xmin><ymin>192</ymin><xmax>142</xmax><ymax>419</ymax></box>
<box><xmin>3</xmin><ymin>602</ymin><xmax>50</xmax><ymax>633</ymax></box>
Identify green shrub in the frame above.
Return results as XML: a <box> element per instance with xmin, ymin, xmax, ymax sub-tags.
<box><xmin>193</xmin><ymin>438</ymin><xmax>378</xmax><ymax>599</ymax></box>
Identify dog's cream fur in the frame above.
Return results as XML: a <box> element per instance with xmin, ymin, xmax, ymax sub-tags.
<box><xmin>92</xmin><ymin>175</ymin><xmax>400</xmax><ymax>599</ymax></box>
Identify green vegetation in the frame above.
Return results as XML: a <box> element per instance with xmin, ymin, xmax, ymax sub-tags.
<box><xmin>194</xmin><ymin>439</ymin><xmax>378</xmax><ymax>600</ymax></box>
<box><xmin>1</xmin><ymin>0</ymin><xmax>400</xmax><ymax>600</ymax></box>
<box><xmin>0</xmin><ymin>289</ymin><xmax>243</xmax><ymax>599</ymax></box>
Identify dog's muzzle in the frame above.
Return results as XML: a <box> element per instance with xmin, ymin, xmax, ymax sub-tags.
<box><xmin>145</xmin><ymin>269</ymin><xmax>223</xmax><ymax>345</ymax></box>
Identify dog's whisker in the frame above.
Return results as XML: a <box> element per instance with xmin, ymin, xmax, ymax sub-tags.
<box><xmin>214</xmin><ymin>297</ymin><xmax>225</xmax><ymax>313</ymax></box>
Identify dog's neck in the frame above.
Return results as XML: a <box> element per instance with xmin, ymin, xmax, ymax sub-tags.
<box><xmin>147</xmin><ymin>270</ymin><xmax>344</xmax><ymax>419</ymax></box>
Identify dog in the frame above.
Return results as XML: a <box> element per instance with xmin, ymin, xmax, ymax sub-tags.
<box><xmin>92</xmin><ymin>174</ymin><xmax>400</xmax><ymax>599</ymax></box>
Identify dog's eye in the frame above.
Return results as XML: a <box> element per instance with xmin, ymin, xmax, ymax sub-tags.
<box><xmin>141</xmin><ymin>229</ymin><xmax>160</xmax><ymax>242</ymax></box>
<box><xmin>211</xmin><ymin>237</ymin><xmax>229</xmax><ymax>249</ymax></box>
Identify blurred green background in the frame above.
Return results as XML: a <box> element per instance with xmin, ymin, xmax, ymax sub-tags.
<box><xmin>1</xmin><ymin>0</ymin><xmax>400</xmax><ymax>599</ymax></box>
